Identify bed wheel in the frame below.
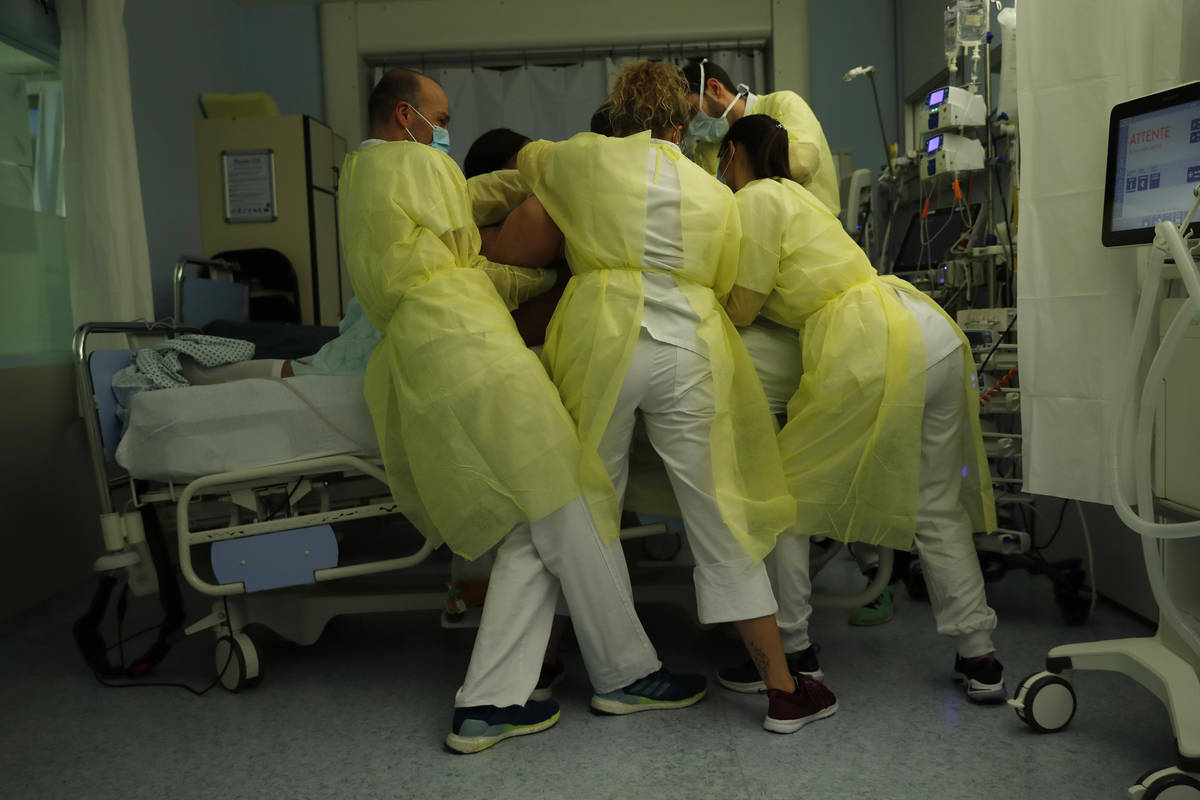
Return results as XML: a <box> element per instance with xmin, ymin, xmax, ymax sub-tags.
<box><xmin>215</xmin><ymin>633</ymin><xmax>261</xmax><ymax>692</ymax></box>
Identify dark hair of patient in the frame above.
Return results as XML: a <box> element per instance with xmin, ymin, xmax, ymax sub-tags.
<box><xmin>463</xmin><ymin>128</ymin><xmax>531</xmax><ymax>178</ymax></box>
<box><xmin>590</xmin><ymin>102</ymin><xmax>613</xmax><ymax>135</ymax></box>
<box><xmin>720</xmin><ymin>114</ymin><xmax>793</xmax><ymax>182</ymax></box>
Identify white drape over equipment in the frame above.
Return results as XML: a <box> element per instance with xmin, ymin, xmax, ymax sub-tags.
<box><xmin>1015</xmin><ymin>0</ymin><xmax>1193</xmax><ymax>504</ymax></box>
<box><xmin>59</xmin><ymin>0</ymin><xmax>154</xmax><ymax>325</ymax></box>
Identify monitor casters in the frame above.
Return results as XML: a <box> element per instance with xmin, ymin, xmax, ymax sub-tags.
<box><xmin>1128</xmin><ymin>768</ymin><xmax>1200</xmax><ymax>799</ymax></box>
<box><xmin>1009</xmin><ymin>671</ymin><xmax>1077</xmax><ymax>733</ymax></box>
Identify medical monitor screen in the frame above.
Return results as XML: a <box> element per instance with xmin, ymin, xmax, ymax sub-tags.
<box><xmin>926</xmin><ymin>135</ymin><xmax>942</xmax><ymax>154</ymax></box>
<box><xmin>928</xmin><ymin>88</ymin><xmax>947</xmax><ymax>108</ymax></box>
<box><xmin>1103</xmin><ymin>80</ymin><xmax>1200</xmax><ymax>246</ymax></box>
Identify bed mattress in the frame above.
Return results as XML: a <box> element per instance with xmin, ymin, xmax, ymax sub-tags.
<box><xmin>115</xmin><ymin>376</ymin><xmax>379</xmax><ymax>482</ymax></box>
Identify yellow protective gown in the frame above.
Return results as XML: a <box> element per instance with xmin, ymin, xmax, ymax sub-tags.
<box><xmin>733</xmin><ymin>177</ymin><xmax>995</xmax><ymax>550</ymax></box>
<box><xmin>467</xmin><ymin>168</ymin><xmax>530</xmax><ymax>227</ymax></box>
<box><xmin>518</xmin><ymin>132</ymin><xmax>796</xmax><ymax>561</ymax></box>
<box><xmin>338</xmin><ymin>140</ymin><xmax>599</xmax><ymax>559</ymax></box>
<box><xmin>694</xmin><ymin>91</ymin><xmax>841</xmax><ymax>217</ymax></box>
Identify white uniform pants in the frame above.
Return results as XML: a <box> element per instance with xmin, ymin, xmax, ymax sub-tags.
<box><xmin>764</xmin><ymin>347</ymin><xmax>999</xmax><ymax>659</ymax></box>
<box><xmin>455</xmin><ymin>495</ymin><xmax>661</xmax><ymax>708</ymax></box>
<box><xmin>602</xmin><ymin>330</ymin><xmax>778</xmax><ymax>625</ymax></box>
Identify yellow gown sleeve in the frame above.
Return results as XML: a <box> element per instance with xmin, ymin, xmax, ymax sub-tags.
<box><xmin>711</xmin><ymin>190</ymin><xmax>744</xmax><ymax>300</ymax></box>
<box><xmin>691</xmin><ymin>140</ymin><xmax>720</xmax><ymax>175</ymax></box>
<box><xmin>753</xmin><ymin>92</ymin><xmax>841</xmax><ymax>215</ymax></box>
<box><xmin>516</xmin><ymin>139</ymin><xmax>558</xmax><ymax>186</ymax></box>
<box><xmin>733</xmin><ymin>181</ymin><xmax>787</xmax><ymax>295</ymax></box>
<box><xmin>467</xmin><ymin>169</ymin><xmax>530</xmax><ymax>228</ymax></box>
<box><xmin>473</xmin><ymin>256</ymin><xmax>557</xmax><ymax>311</ymax></box>
<box><xmin>788</xmin><ymin>141</ymin><xmax>820</xmax><ymax>184</ymax></box>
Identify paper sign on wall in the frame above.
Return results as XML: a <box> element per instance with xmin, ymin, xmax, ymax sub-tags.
<box><xmin>222</xmin><ymin>149</ymin><xmax>277</xmax><ymax>223</ymax></box>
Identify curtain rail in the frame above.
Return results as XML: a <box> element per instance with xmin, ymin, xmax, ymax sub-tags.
<box><xmin>375</xmin><ymin>39</ymin><xmax>768</xmax><ymax>70</ymax></box>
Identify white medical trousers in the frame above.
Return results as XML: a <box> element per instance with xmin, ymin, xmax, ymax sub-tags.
<box><xmin>455</xmin><ymin>495</ymin><xmax>662</xmax><ymax>708</ymax></box>
<box><xmin>769</xmin><ymin>346</ymin><xmax>998</xmax><ymax>659</ymax></box>
<box><xmin>602</xmin><ymin>329</ymin><xmax>778</xmax><ymax>625</ymax></box>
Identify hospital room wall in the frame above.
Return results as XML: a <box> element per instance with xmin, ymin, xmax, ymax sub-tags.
<box><xmin>807</xmin><ymin>0</ymin><xmax>899</xmax><ymax>175</ymax></box>
<box><xmin>0</xmin><ymin>364</ymin><xmax>103</xmax><ymax>620</ymax></box>
<box><xmin>123</xmin><ymin>0</ymin><xmax>325</xmax><ymax>318</ymax></box>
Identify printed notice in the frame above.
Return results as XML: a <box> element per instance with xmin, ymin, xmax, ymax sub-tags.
<box><xmin>222</xmin><ymin>150</ymin><xmax>277</xmax><ymax>223</ymax></box>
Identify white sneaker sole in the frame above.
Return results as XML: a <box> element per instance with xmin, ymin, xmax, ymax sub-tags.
<box><xmin>590</xmin><ymin>689</ymin><xmax>706</xmax><ymax>715</ymax></box>
<box><xmin>763</xmin><ymin>701</ymin><xmax>839</xmax><ymax>734</ymax></box>
<box><xmin>952</xmin><ymin>672</ymin><xmax>1007</xmax><ymax>703</ymax></box>
<box><xmin>718</xmin><ymin>669</ymin><xmax>826</xmax><ymax>695</ymax></box>
<box><xmin>444</xmin><ymin>712</ymin><xmax>560</xmax><ymax>754</ymax></box>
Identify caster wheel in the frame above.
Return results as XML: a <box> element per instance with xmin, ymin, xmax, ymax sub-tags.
<box><xmin>215</xmin><ymin>632</ymin><xmax>261</xmax><ymax>692</ymax></box>
<box><xmin>1010</xmin><ymin>671</ymin><xmax>1076</xmax><ymax>733</ymax></box>
<box><xmin>1132</xmin><ymin>768</ymin><xmax>1200</xmax><ymax>799</ymax></box>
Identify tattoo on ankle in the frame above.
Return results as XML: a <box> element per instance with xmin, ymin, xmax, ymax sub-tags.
<box><xmin>749</xmin><ymin>643</ymin><xmax>770</xmax><ymax>679</ymax></box>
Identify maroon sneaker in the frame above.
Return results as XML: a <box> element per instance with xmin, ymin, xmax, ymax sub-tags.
<box><xmin>763</xmin><ymin>675</ymin><xmax>839</xmax><ymax>733</ymax></box>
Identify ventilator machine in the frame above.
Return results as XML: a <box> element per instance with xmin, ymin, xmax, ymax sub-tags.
<box><xmin>1009</xmin><ymin>79</ymin><xmax>1200</xmax><ymax>800</ymax></box>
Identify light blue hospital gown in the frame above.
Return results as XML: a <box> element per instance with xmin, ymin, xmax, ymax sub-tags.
<box><xmin>291</xmin><ymin>297</ymin><xmax>382</xmax><ymax>376</ymax></box>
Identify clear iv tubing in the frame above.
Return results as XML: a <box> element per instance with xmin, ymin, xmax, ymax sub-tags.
<box><xmin>1107</xmin><ymin>193</ymin><xmax>1200</xmax><ymax>658</ymax></box>
<box><xmin>1109</xmin><ymin>190</ymin><xmax>1200</xmax><ymax>540</ymax></box>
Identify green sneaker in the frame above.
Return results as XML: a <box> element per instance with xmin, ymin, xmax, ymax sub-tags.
<box><xmin>848</xmin><ymin>583</ymin><xmax>897</xmax><ymax>626</ymax></box>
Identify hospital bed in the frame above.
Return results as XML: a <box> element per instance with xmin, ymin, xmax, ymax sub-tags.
<box><xmin>75</xmin><ymin>262</ymin><xmax>889</xmax><ymax>692</ymax></box>
<box><xmin>74</xmin><ymin>263</ymin><xmax>694</xmax><ymax>691</ymax></box>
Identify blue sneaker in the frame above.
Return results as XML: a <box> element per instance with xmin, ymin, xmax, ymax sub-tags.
<box><xmin>445</xmin><ymin>699</ymin><xmax>560</xmax><ymax>754</ymax></box>
<box><xmin>590</xmin><ymin>668</ymin><xmax>707</xmax><ymax>715</ymax></box>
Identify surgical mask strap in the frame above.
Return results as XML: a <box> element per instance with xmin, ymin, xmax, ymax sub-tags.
<box><xmin>407</xmin><ymin>104</ymin><xmax>435</xmax><ymax>140</ymax></box>
<box><xmin>718</xmin><ymin>144</ymin><xmax>733</xmax><ymax>183</ymax></box>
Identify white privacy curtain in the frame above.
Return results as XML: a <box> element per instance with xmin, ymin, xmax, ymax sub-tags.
<box><xmin>378</xmin><ymin>45</ymin><xmax>766</xmax><ymax>170</ymax></box>
<box><xmin>605</xmin><ymin>47</ymin><xmax>765</xmax><ymax>95</ymax></box>
<box><xmin>1016</xmin><ymin>0</ymin><xmax>1193</xmax><ymax>503</ymax></box>
<box><xmin>58</xmin><ymin>0</ymin><xmax>154</xmax><ymax>325</ymax></box>
<box><xmin>424</xmin><ymin>61</ymin><xmax>609</xmax><ymax>166</ymax></box>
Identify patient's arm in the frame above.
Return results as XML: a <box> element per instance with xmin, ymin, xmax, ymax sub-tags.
<box><xmin>489</xmin><ymin>195</ymin><xmax>565</xmax><ymax>269</ymax></box>
<box><xmin>722</xmin><ymin>284</ymin><xmax>771</xmax><ymax>328</ymax></box>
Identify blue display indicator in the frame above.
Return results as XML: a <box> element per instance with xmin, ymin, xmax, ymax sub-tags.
<box><xmin>929</xmin><ymin>88</ymin><xmax>947</xmax><ymax>108</ymax></box>
<box><xmin>926</xmin><ymin>135</ymin><xmax>943</xmax><ymax>154</ymax></box>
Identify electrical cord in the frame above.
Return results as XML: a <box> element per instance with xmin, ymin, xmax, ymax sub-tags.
<box><xmin>995</xmin><ymin>174</ymin><xmax>1017</xmax><ymax>307</ymax></box>
<box><xmin>1035</xmin><ymin>498</ymin><xmax>1071</xmax><ymax>553</ymax></box>
<box><xmin>91</xmin><ymin>595</ymin><xmax>236</xmax><ymax>697</ymax></box>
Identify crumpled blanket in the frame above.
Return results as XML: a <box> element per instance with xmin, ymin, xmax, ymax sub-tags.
<box><xmin>112</xmin><ymin>334</ymin><xmax>255</xmax><ymax>424</ymax></box>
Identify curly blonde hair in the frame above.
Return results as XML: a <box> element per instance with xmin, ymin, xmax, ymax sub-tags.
<box><xmin>608</xmin><ymin>61</ymin><xmax>692</xmax><ymax>138</ymax></box>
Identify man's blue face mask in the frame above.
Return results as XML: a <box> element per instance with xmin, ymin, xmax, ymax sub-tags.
<box><xmin>407</xmin><ymin>105</ymin><xmax>451</xmax><ymax>157</ymax></box>
<box><xmin>685</xmin><ymin>59</ymin><xmax>747</xmax><ymax>145</ymax></box>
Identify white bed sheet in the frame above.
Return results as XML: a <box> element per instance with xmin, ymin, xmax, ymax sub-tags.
<box><xmin>115</xmin><ymin>376</ymin><xmax>379</xmax><ymax>482</ymax></box>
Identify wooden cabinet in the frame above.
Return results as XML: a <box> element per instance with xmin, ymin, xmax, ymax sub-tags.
<box><xmin>196</xmin><ymin>115</ymin><xmax>348</xmax><ymax>325</ymax></box>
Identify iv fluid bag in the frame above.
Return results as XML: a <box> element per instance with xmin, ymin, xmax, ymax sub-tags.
<box><xmin>944</xmin><ymin>5</ymin><xmax>959</xmax><ymax>58</ymax></box>
<box><xmin>957</xmin><ymin>0</ymin><xmax>987</xmax><ymax>47</ymax></box>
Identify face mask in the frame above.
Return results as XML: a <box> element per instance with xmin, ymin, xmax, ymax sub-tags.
<box><xmin>717</xmin><ymin>147</ymin><xmax>732</xmax><ymax>185</ymax></box>
<box><xmin>687</xmin><ymin>59</ymin><xmax>748</xmax><ymax>144</ymax></box>
<box><xmin>406</xmin><ymin>105</ymin><xmax>452</xmax><ymax>156</ymax></box>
